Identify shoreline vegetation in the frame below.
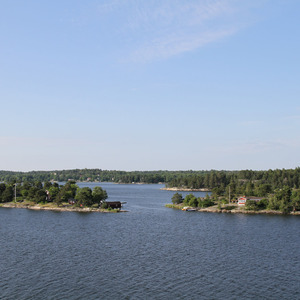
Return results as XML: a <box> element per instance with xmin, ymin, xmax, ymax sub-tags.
<box><xmin>1</xmin><ymin>167</ymin><xmax>300</xmax><ymax>215</ymax></box>
<box><xmin>0</xmin><ymin>202</ymin><xmax>126</xmax><ymax>213</ymax></box>
<box><xmin>161</xmin><ymin>187</ymin><xmax>210</xmax><ymax>192</ymax></box>
<box><xmin>0</xmin><ymin>180</ymin><xmax>126</xmax><ymax>213</ymax></box>
<box><xmin>165</xmin><ymin>203</ymin><xmax>300</xmax><ymax>215</ymax></box>
<box><xmin>167</xmin><ymin>191</ymin><xmax>300</xmax><ymax>215</ymax></box>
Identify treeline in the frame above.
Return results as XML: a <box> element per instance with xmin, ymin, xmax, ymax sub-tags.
<box><xmin>1</xmin><ymin>168</ymin><xmax>300</xmax><ymax>195</ymax></box>
<box><xmin>0</xmin><ymin>181</ymin><xmax>108</xmax><ymax>208</ymax></box>
<box><xmin>0</xmin><ymin>169</ymin><xmax>210</xmax><ymax>184</ymax></box>
<box><xmin>167</xmin><ymin>168</ymin><xmax>300</xmax><ymax>193</ymax></box>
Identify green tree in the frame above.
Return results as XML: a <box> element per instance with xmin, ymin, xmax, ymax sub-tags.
<box><xmin>183</xmin><ymin>193</ymin><xmax>196</xmax><ymax>205</ymax></box>
<box><xmin>1</xmin><ymin>185</ymin><xmax>13</xmax><ymax>202</ymax></box>
<box><xmin>44</xmin><ymin>181</ymin><xmax>52</xmax><ymax>190</ymax></box>
<box><xmin>0</xmin><ymin>183</ymin><xmax>6</xmax><ymax>202</ymax></box>
<box><xmin>245</xmin><ymin>200</ymin><xmax>259</xmax><ymax>211</ymax></box>
<box><xmin>48</xmin><ymin>186</ymin><xmax>60</xmax><ymax>202</ymax></box>
<box><xmin>291</xmin><ymin>189</ymin><xmax>300</xmax><ymax>211</ymax></box>
<box><xmin>171</xmin><ymin>193</ymin><xmax>183</xmax><ymax>204</ymax></box>
<box><xmin>34</xmin><ymin>181</ymin><xmax>43</xmax><ymax>189</ymax></box>
<box><xmin>188</xmin><ymin>196</ymin><xmax>198</xmax><ymax>207</ymax></box>
<box><xmin>92</xmin><ymin>186</ymin><xmax>108</xmax><ymax>205</ymax></box>
<box><xmin>34</xmin><ymin>190</ymin><xmax>47</xmax><ymax>203</ymax></box>
<box><xmin>75</xmin><ymin>187</ymin><xmax>93</xmax><ymax>206</ymax></box>
<box><xmin>278</xmin><ymin>186</ymin><xmax>292</xmax><ymax>213</ymax></box>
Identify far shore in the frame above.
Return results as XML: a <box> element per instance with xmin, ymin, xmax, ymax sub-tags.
<box><xmin>161</xmin><ymin>187</ymin><xmax>211</xmax><ymax>192</ymax></box>
<box><xmin>165</xmin><ymin>203</ymin><xmax>300</xmax><ymax>215</ymax></box>
<box><xmin>0</xmin><ymin>202</ymin><xmax>127</xmax><ymax>213</ymax></box>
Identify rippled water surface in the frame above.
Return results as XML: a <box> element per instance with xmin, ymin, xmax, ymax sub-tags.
<box><xmin>1</xmin><ymin>183</ymin><xmax>300</xmax><ymax>299</ymax></box>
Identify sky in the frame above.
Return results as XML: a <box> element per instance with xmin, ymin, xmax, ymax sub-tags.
<box><xmin>0</xmin><ymin>0</ymin><xmax>300</xmax><ymax>172</ymax></box>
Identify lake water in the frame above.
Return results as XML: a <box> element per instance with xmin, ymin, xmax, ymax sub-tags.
<box><xmin>0</xmin><ymin>183</ymin><xmax>299</xmax><ymax>299</ymax></box>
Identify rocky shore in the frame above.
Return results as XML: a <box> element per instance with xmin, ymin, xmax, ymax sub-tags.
<box><xmin>0</xmin><ymin>203</ymin><xmax>127</xmax><ymax>213</ymax></box>
<box><xmin>161</xmin><ymin>187</ymin><xmax>211</xmax><ymax>192</ymax></box>
<box><xmin>165</xmin><ymin>204</ymin><xmax>300</xmax><ymax>215</ymax></box>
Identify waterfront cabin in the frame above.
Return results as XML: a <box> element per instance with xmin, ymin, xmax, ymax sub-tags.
<box><xmin>106</xmin><ymin>201</ymin><xmax>122</xmax><ymax>209</ymax></box>
<box><xmin>238</xmin><ymin>196</ymin><xmax>264</xmax><ymax>206</ymax></box>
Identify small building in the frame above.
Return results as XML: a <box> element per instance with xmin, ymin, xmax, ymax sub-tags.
<box><xmin>238</xmin><ymin>196</ymin><xmax>264</xmax><ymax>206</ymax></box>
<box><xmin>106</xmin><ymin>201</ymin><xmax>122</xmax><ymax>209</ymax></box>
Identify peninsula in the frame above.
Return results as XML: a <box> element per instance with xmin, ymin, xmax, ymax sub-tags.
<box><xmin>166</xmin><ymin>191</ymin><xmax>300</xmax><ymax>215</ymax></box>
<box><xmin>0</xmin><ymin>180</ymin><xmax>124</xmax><ymax>213</ymax></box>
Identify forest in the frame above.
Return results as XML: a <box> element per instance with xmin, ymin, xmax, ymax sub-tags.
<box><xmin>1</xmin><ymin>168</ymin><xmax>300</xmax><ymax>213</ymax></box>
<box><xmin>0</xmin><ymin>180</ymin><xmax>108</xmax><ymax>208</ymax></box>
<box><xmin>1</xmin><ymin>168</ymin><xmax>300</xmax><ymax>192</ymax></box>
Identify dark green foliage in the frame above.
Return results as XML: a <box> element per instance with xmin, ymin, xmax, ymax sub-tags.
<box><xmin>44</xmin><ymin>181</ymin><xmax>52</xmax><ymax>190</ymax></box>
<box><xmin>101</xmin><ymin>202</ymin><xmax>108</xmax><ymax>209</ymax></box>
<box><xmin>48</xmin><ymin>186</ymin><xmax>60</xmax><ymax>201</ymax></box>
<box><xmin>188</xmin><ymin>196</ymin><xmax>198</xmax><ymax>207</ymax></box>
<box><xmin>75</xmin><ymin>187</ymin><xmax>93</xmax><ymax>206</ymax></box>
<box><xmin>92</xmin><ymin>186</ymin><xmax>108</xmax><ymax>204</ymax></box>
<box><xmin>0</xmin><ymin>181</ymin><xmax>108</xmax><ymax>208</ymax></box>
<box><xmin>1</xmin><ymin>168</ymin><xmax>300</xmax><ymax>196</ymax></box>
<box><xmin>245</xmin><ymin>200</ymin><xmax>259</xmax><ymax>211</ymax></box>
<box><xmin>34</xmin><ymin>190</ymin><xmax>47</xmax><ymax>203</ymax></box>
<box><xmin>171</xmin><ymin>193</ymin><xmax>183</xmax><ymax>204</ymax></box>
<box><xmin>0</xmin><ymin>183</ymin><xmax>6</xmax><ymax>202</ymax></box>
<box><xmin>183</xmin><ymin>194</ymin><xmax>196</xmax><ymax>206</ymax></box>
<box><xmin>291</xmin><ymin>189</ymin><xmax>300</xmax><ymax>211</ymax></box>
<box><xmin>257</xmin><ymin>198</ymin><xmax>268</xmax><ymax>210</ymax></box>
<box><xmin>181</xmin><ymin>193</ymin><xmax>215</xmax><ymax>208</ymax></box>
<box><xmin>1</xmin><ymin>185</ymin><xmax>13</xmax><ymax>203</ymax></box>
<box><xmin>268</xmin><ymin>186</ymin><xmax>292</xmax><ymax>213</ymax></box>
<box><xmin>245</xmin><ymin>199</ymin><xmax>268</xmax><ymax>211</ymax></box>
<box><xmin>198</xmin><ymin>197</ymin><xmax>214</xmax><ymax>208</ymax></box>
<box><xmin>222</xmin><ymin>206</ymin><xmax>236</xmax><ymax>211</ymax></box>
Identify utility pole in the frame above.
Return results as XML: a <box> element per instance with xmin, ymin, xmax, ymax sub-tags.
<box><xmin>14</xmin><ymin>183</ymin><xmax>17</xmax><ymax>204</ymax></box>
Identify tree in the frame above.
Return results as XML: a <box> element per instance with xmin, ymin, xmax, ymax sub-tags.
<box><xmin>34</xmin><ymin>181</ymin><xmax>43</xmax><ymax>189</ymax></box>
<box><xmin>0</xmin><ymin>183</ymin><xmax>6</xmax><ymax>202</ymax></box>
<box><xmin>75</xmin><ymin>187</ymin><xmax>93</xmax><ymax>206</ymax></box>
<box><xmin>291</xmin><ymin>189</ymin><xmax>300</xmax><ymax>211</ymax></box>
<box><xmin>171</xmin><ymin>193</ymin><xmax>183</xmax><ymax>204</ymax></box>
<box><xmin>48</xmin><ymin>186</ymin><xmax>60</xmax><ymax>202</ymax></box>
<box><xmin>278</xmin><ymin>186</ymin><xmax>292</xmax><ymax>213</ymax></box>
<box><xmin>34</xmin><ymin>190</ymin><xmax>47</xmax><ymax>203</ymax></box>
<box><xmin>92</xmin><ymin>186</ymin><xmax>108</xmax><ymax>205</ymax></box>
<box><xmin>188</xmin><ymin>196</ymin><xmax>198</xmax><ymax>207</ymax></box>
<box><xmin>183</xmin><ymin>194</ymin><xmax>195</xmax><ymax>205</ymax></box>
<box><xmin>44</xmin><ymin>181</ymin><xmax>52</xmax><ymax>190</ymax></box>
<box><xmin>245</xmin><ymin>200</ymin><xmax>259</xmax><ymax>211</ymax></box>
<box><xmin>1</xmin><ymin>185</ymin><xmax>13</xmax><ymax>203</ymax></box>
<box><xmin>198</xmin><ymin>194</ymin><xmax>214</xmax><ymax>208</ymax></box>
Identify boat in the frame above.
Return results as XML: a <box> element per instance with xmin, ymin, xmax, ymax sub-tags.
<box><xmin>182</xmin><ymin>207</ymin><xmax>196</xmax><ymax>211</ymax></box>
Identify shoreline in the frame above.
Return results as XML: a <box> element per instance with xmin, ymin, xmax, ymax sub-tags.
<box><xmin>165</xmin><ymin>204</ymin><xmax>300</xmax><ymax>215</ymax></box>
<box><xmin>0</xmin><ymin>203</ymin><xmax>127</xmax><ymax>213</ymax></box>
<box><xmin>161</xmin><ymin>187</ymin><xmax>211</xmax><ymax>192</ymax></box>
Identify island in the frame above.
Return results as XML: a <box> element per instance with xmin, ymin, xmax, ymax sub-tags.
<box><xmin>0</xmin><ymin>180</ymin><xmax>125</xmax><ymax>213</ymax></box>
<box><xmin>166</xmin><ymin>191</ymin><xmax>300</xmax><ymax>215</ymax></box>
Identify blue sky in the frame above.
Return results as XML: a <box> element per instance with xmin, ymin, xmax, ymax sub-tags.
<box><xmin>1</xmin><ymin>0</ymin><xmax>299</xmax><ymax>171</ymax></box>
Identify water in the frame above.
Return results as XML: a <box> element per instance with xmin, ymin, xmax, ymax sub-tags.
<box><xmin>0</xmin><ymin>183</ymin><xmax>299</xmax><ymax>299</ymax></box>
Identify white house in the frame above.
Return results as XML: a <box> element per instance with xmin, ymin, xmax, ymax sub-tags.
<box><xmin>237</xmin><ymin>196</ymin><xmax>264</xmax><ymax>206</ymax></box>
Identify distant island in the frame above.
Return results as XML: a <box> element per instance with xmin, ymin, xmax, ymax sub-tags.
<box><xmin>0</xmin><ymin>180</ymin><xmax>124</xmax><ymax>213</ymax></box>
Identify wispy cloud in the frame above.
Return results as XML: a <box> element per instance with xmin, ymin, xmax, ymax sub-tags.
<box><xmin>217</xmin><ymin>138</ymin><xmax>300</xmax><ymax>156</ymax></box>
<box><xmin>95</xmin><ymin>0</ymin><xmax>264</xmax><ymax>62</ymax></box>
<box><xmin>130</xmin><ymin>28</ymin><xmax>236</xmax><ymax>62</ymax></box>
